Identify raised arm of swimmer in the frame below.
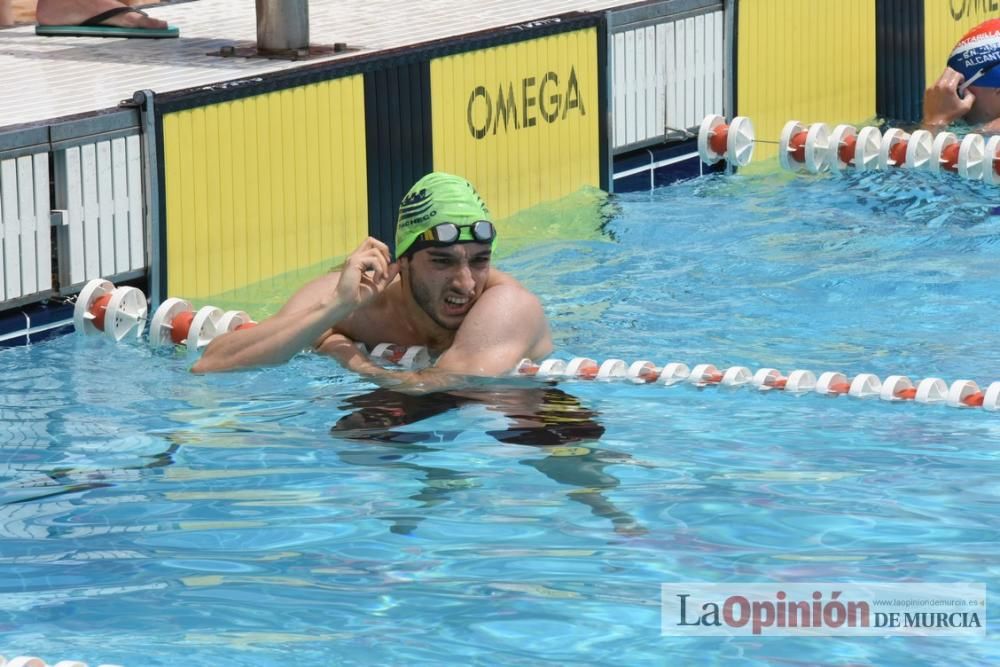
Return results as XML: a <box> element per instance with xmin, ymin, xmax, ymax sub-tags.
<box><xmin>191</xmin><ymin>238</ymin><xmax>397</xmax><ymax>373</ymax></box>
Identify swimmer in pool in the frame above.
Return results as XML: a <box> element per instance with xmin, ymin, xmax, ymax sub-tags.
<box><xmin>193</xmin><ymin>172</ymin><xmax>553</xmax><ymax>391</ymax></box>
<box><xmin>922</xmin><ymin>18</ymin><xmax>1000</xmax><ymax>133</ymax></box>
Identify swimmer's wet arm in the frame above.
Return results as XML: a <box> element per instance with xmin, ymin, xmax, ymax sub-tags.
<box><xmin>192</xmin><ymin>237</ymin><xmax>396</xmax><ymax>373</ymax></box>
<box><xmin>312</xmin><ymin>332</ymin><xmax>465</xmax><ymax>392</ymax></box>
<box><xmin>433</xmin><ymin>285</ymin><xmax>551</xmax><ymax>377</ymax></box>
<box><xmin>191</xmin><ymin>296</ymin><xmax>358</xmax><ymax>372</ymax></box>
<box><xmin>980</xmin><ymin>117</ymin><xmax>1000</xmax><ymax>133</ymax></box>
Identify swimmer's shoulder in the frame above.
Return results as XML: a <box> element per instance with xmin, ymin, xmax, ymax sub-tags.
<box><xmin>485</xmin><ymin>270</ymin><xmax>543</xmax><ymax>307</ymax></box>
<box><xmin>480</xmin><ymin>269</ymin><xmax>552</xmax><ymax>355</ymax></box>
<box><xmin>486</xmin><ymin>268</ymin><xmax>526</xmax><ymax>289</ymax></box>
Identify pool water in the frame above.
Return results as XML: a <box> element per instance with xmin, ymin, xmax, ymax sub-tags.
<box><xmin>1</xmin><ymin>168</ymin><xmax>998</xmax><ymax>666</ymax></box>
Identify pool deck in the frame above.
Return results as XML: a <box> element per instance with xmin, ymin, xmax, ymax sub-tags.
<box><xmin>0</xmin><ymin>0</ymin><xmax>639</xmax><ymax>132</ymax></box>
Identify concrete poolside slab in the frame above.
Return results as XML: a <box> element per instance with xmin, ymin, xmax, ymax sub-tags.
<box><xmin>0</xmin><ymin>0</ymin><xmax>640</xmax><ymax>130</ymax></box>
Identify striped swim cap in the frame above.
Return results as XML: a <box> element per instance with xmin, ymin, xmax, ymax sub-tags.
<box><xmin>395</xmin><ymin>172</ymin><xmax>494</xmax><ymax>257</ymax></box>
<box><xmin>947</xmin><ymin>19</ymin><xmax>1000</xmax><ymax>88</ymax></box>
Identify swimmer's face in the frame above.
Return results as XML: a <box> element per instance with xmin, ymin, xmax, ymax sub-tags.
<box><xmin>402</xmin><ymin>243</ymin><xmax>492</xmax><ymax>330</ymax></box>
<box><xmin>966</xmin><ymin>85</ymin><xmax>1000</xmax><ymax>124</ymax></box>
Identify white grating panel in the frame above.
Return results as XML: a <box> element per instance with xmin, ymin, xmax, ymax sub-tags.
<box><xmin>613</xmin><ymin>32</ymin><xmax>626</xmax><ymax>148</ymax></box>
<box><xmin>0</xmin><ymin>153</ymin><xmax>52</xmax><ymax>302</ymax></box>
<box><xmin>612</xmin><ymin>9</ymin><xmax>725</xmax><ymax>151</ymax></box>
<box><xmin>55</xmin><ymin>137</ymin><xmax>146</xmax><ymax>290</ymax></box>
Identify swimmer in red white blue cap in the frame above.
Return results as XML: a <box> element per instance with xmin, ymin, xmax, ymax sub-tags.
<box><xmin>194</xmin><ymin>172</ymin><xmax>553</xmax><ymax>391</ymax></box>
<box><xmin>923</xmin><ymin>19</ymin><xmax>1000</xmax><ymax>132</ymax></box>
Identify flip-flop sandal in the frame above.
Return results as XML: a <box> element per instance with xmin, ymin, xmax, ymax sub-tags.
<box><xmin>35</xmin><ymin>6</ymin><xmax>179</xmax><ymax>38</ymax></box>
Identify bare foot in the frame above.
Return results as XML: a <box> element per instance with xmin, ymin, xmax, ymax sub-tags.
<box><xmin>36</xmin><ymin>0</ymin><xmax>167</xmax><ymax>30</ymax></box>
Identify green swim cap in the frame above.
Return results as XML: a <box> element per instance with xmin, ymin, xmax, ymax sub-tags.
<box><xmin>395</xmin><ymin>172</ymin><xmax>495</xmax><ymax>258</ymax></box>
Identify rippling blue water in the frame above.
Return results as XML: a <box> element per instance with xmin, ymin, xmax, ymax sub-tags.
<box><xmin>1</xmin><ymin>168</ymin><xmax>998</xmax><ymax>666</ymax></box>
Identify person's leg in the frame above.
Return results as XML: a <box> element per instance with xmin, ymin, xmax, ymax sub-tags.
<box><xmin>35</xmin><ymin>0</ymin><xmax>167</xmax><ymax>30</ymax></box>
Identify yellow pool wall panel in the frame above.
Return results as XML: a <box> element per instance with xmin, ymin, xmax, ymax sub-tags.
<box><xmin>924</xmin><ymin>1</ymin><xmax>997</xmax><ymax>87</ymax></box>
<box><xmin>162</xmin><ymin>75</ymin><xmax>368</xmax><ymax>300</ymax></box>
<box><xmin>737</xmin><ymin>0</ymin><xmax>876</xmax><ymax>162</ymax></box>
<box><xmin>430</xmin><ymin>28</ymin><xmax>601</xmax><ymax>221</ymax></box>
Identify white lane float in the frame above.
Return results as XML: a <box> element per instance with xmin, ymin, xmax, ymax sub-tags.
<box><xmin>537</xmin><ymin>359</ymin><xmax>568</xmax><ymax>378</ymax></box>
<box><xmin>828</xmin><ymin>124</ymin><xmax>882</xmax><ymax>172</ymax></box>
<box><xmin>596</xmin><ymin>358</ymin><xmax>628</xmax><ymax>380</ymax></box>
<box><xmin>879</xmin><ymin>128</ymin><xmax>934</xmax><ymax>170</ymax></box>
<box><xmin>785</xmin><ymin>370</ymin><xmax>818</xmax><ymax>393</ymax></box>
<box><xmin>697</xmin><ymin>114</ymin><xmax>755</xmax><ymax>167</ymax></box>
<box><xmin>685</xmin><ymin>364</ymin><xmax>753</xmax><ymax>387</ymax></box>
<box><xmin>946</xmin><ymin>380</ymin><xmax>984</xmax><ymax>408</ymax></box>
<box><xmin>848</xmin><ymin>373</ymin><xmax>882</xmax><ymax>398</ymax></box>
<box><xmin>814</xmin><ymin>371</ymin><xmax>850</xmax><ymax>395</ymax></box>
<box><xmin>73</xmin><ymin>279</ymin><xmax>147</xmax><ymax>342</ymax></box>
<box><xmin>626</xmin><ymin>360</ymin><xmax>659</xmax><ymax>383</ymax></box>
<box><xmin>565</xmin><ymin>357</ymin><xmax>599</xmax><ymax>379</ymax></box>
<box><xmin>657</xmin><ymin>362</ymin><xmax>691</xmax><ymax>385</ymax></box>
<box><xmin>778</xmin><ymin>120</ymin><xmax>832</xmax><ymax>174</ymax></box>
<box><xmin>984</xmin><ymin>382</ymin><xmax>1000</xmax><ymax>411</ymax></box>
<box><xmin>148</xmin><ymin>299</ymin><xmax>227</xmax><ymax>353</ymax></box>
<box><xmin>880</xmin><ymin>375</ymin><xmax>915</xmax><ymax>401</ymax></box>
<box><xmin>217</xmin><ymin>309</ymin><xmax>255</xmax><ymax>333</ymax></box>
<box><xmin>914</xmin><ymin>378</ymin><xmax>948</xmax><ymax>404</ymax></box>
<box><xmin>933</xmin><ymin>132</ymin><xmax>987</xmax><ymax>180</ymax></box>
<box><xmin>752</xmin><ymin>367</ymin><xmax>783</xmax><ymax>390</ymax></box>
<box><xmin>370</xmin><ymin>343</ymin><xmax>431</xmax><ymax>370</ymax></box>
<box><xmin>986</xmin><ymin>136</ymin><xmax>1000</xmax><ymax>186</ymax></box>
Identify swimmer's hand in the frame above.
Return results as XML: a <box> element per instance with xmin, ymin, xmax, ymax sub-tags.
<box><xmin>922</xmin><ymin>67</ymin><xmax>976</xmax><ymax>131</ymax></box>
<box><xmin>334</xmin><ymin>237</ymin><xmax>399</xmax><ymax>309</ymax></box>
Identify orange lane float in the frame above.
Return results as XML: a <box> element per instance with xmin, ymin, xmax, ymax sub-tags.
<box><xmin>697</xmin><ymin>115</ymin><xmax>755</xmax><ymax>168</ymax></box>
<box><xmin>828</xmin><ymin>124</ymin><xmax>882</xmax><ymax>172</ymax></box>
<box><xmin>72</xmin><ymin>279</ymin><xmax>147</xmax><ymax>342</ymax></box>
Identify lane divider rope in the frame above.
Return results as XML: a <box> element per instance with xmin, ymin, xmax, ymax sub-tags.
<box><xmin>698</xmin><ymin>113</ymin><xmax>1000</xmax><ymax>184</ymax></box>
<box><xmin>512</xmin><ymin>358</ymin><xmax>1000</xmax><ymax>411</ymax></box>
<box><xmin>72</xmin><ymin>279</ymin><xmax>999</xmax><ymax>411</ymax></box>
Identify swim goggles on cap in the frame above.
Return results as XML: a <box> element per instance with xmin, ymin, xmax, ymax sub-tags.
<box><xmin>960</xmin><ymin>60</ymin><xmax>1000</xmax><ymax>95</ymax></box>
<box><xmin>416</xmin><ymin>220</ymin><xmax>496</xmax><ymax>244</ymax></box>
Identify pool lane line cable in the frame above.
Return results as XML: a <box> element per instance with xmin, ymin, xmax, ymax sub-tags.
<box><xmin>70</xmin><ymin>280</ymin><xmax>1000</xmax><ymax>412</ymax></box>
<box><xmin>513</xmin><ymin>358</ymin><xmax>1000</xmax><ymax>412</ymax></box>
<box><xmin>697</xmin><ymin>114</ymin><xmax>1000</xmax><ymax>184</ymax></box>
